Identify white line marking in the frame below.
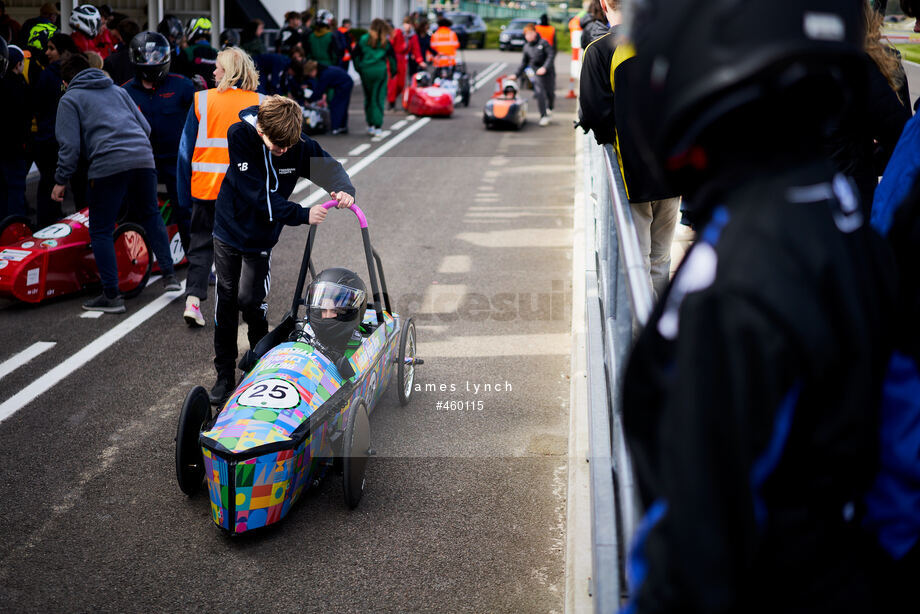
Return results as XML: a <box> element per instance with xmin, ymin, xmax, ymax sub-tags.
<box><xmin>294</xmin><ymin>177</ymin><xmax>311</xmax><ymax>193</ymax></box>
<box><xmin>473</xmin><ymin>63</ymin><xmax>507</xmax><ymax>91</ymax></box>
<box><xmin>407</xmin><ymin>115</ymin><xmax>418</xmax><ymax>121</ymax></box>
<box><xmin>299</xmin><ymin>118</ymin><xmax>432</xmax><ymax>207</ymax></box>
<box><xmin>371</xmin><ymin>130</ymin><xmax>392</xmax><ymax>142</ymax></box>
<box><xmin>348</xmin><ymin>143</ymin><xmax>371</xmax><ymax>156</ymax></box>
<box><xmin>79</xmin><ymin>311</ymin><xmax>104</xmax><ymax>319</ymax></box>
<box><xmin>391</xmin><ymin>120</ymin><xmax>408</xmax><ymax>130</ymax></box>
<box><xmin>0</xmin><ymin>280</ymin><xmax>186</xmax><ymax>424</ymax></box>
<box><xmin>0</xmin><ymin>342</ymin><xmax>56</xmax><ymax>383</ymax></box>
<box><xmin>472</xmin><ymin>62</ymin><xmax>502</xmax><ymax>89</ymax></box>
<box><xmin>337</xmin><ymin>158</ymin><xmax>348</xmax><ymax>165</ymax></box>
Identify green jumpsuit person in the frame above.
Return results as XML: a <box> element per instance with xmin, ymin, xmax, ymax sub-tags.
<box><xmin>352</xmin><ymin>18</ymin><xmax>395</xmax><ymax>135</ymax></box>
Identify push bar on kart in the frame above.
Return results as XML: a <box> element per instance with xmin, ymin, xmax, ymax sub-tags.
<box><xmin>319</xmin><ymin>199</ymin><xmax>368</xmax><ymax>229</ymax></box>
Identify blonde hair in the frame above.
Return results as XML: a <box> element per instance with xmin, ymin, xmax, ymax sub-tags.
<box><xmin>864</xmin><ymin>3</ymin><xmax>904</xmax><ymax>95</ymax></box>
<box><xmin>85</xmin><ymin>50</ymin><xmax>104</xmax><ymax>69</ymax></box>
<box><xmin>216</xmin><ymin>47</ymin><xmax>260</xmax><ymax>92</ymax></box>
<box><xmin>257</xmin><ymin>95</ymin><xmax>303</xmax><ymax>148</ymax></box>
<box><xmin>367</xmin><ymin>18</ymin><xmax>391</xmax><ymax>48</ymax></box>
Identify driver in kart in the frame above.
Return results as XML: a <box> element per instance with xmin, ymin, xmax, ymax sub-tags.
<box><xmin>208</xmin><ymin>95</ymin><xmax>356</xmax><ymax>406</ymax></box>
<box><xmin>305</xmin><ymin>268</ymin><xmax>368</xmax><ymax>379</ymax></box>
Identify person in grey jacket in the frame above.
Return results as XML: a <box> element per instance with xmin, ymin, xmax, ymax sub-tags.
<box><xmin>514</xmin><ymin>24</ymin><xmax>555</xmax><ymax>125</ymax></box>
<box><xmin>51</xmin><ymin>53</ymin><xmax>180</xmax><ymax>313</ymax></box>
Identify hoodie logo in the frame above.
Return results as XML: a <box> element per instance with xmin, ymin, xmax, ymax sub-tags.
<box><xmin>237</xmin><ymin>162</ymin><xmax>248</xmax><ymax>171</ymax></box>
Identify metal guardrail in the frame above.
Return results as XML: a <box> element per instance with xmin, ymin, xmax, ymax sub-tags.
<box><xmin>458</xmin><ymin>0</ymin><xmax>551</xmax><ymax>20</ymax></box>
<box><xmin>582</xmin><ymin>133</ymin><xmax>652</xmax><ymax>611</ymax></box>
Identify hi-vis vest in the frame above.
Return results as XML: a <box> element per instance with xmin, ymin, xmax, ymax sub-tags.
<box><xmin>535</xmin><ymin>24</ymin><xmax>556</xmax><ymax>47</ymax></box>
<box><xmin>430</xmin><ymin>27</ymin><xmax>459</xmax><ymax>67</ymax></box>
<box><xmin>191</xmin><ymin>88</ymin><xmax>263</xmax><ymax>201</ymax></box>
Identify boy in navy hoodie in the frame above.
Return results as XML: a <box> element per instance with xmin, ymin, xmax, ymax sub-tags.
<box><xmin>209</xmin><ymin>95</ymin><xmax>356</xmax><ymax>405</ymax></box>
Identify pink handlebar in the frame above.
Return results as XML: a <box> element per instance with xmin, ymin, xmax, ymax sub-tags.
<box><xmin>320</xmin><ymin>199</ymin><xmax>368</xmax><ymax>229</ymax></box>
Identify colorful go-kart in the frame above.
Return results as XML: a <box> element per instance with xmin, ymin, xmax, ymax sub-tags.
<box><xmin>175</xmin><ymin>201</ymin><xmax>422</xmax><ymax>535</ymax></box>
<box><xmin>483</xmin><ymin>75</ymin><xmax>527</xmax><ymax>130</ymax></box>
<box><xmin>403</xmin><ymin>71</ymin><xmax>454</xmax><ymax>117</ymax></box>
<box><xmin>0</xmin><ymin>199</ymin><xmax>185</xmax><ymax>304</ymax></box>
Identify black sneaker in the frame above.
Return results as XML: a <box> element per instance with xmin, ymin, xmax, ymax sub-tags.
<box><xmin>208</xmin><ymin>376</ymin><xmax>236</xmax><ymax>406</ymax></box>
<box><xmin>82</xmin><ymin>293</ymin><xmax>126</xmax><ymax>314</ymax></box>
<box><xmin>162</xmin><ymin>274</ymin><xmax>182</xmax><ymax>292</ymax></box>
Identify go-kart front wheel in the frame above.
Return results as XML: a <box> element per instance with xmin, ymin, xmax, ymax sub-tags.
<box><xmin>342</xmin><ymin>401</ymin><xmax>371</xmax><ymax>509</ymax></box>
<box><xmin>113</xmin><ymin>223</ymin><xmax>151</xmax><ymax>299</ymax></box>
<box><xmin>397</xmin><ymin>318</ymin><xmax>417</xmax><ymax>406</ymax></box>
<box><xmin>175</xmin><ymin>386</ymin><xmax>212</xmax><ymax>496</ymax></box>
<box><xmin>0</xmin><ymin>215</ymin><xmax>33</xmax><ymax>245</ymax></box>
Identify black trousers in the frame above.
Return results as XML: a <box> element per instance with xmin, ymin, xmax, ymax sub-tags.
<box><xmin>213</xmin><ymin>237</ymin><xmax>271</xmax><ymax>379</ymax></box>
<box><xmin>185</xmin><ymin>197</ymin><xmax>216</xmax><ymax>301</ymax></box>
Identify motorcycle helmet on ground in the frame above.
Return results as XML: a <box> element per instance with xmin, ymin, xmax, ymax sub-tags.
<box><xmin>315</xmin><ymin>9</ymin><xmax>334</xmax><ymax>28</ymax></box>
<box><xmin>622</xmin><ymin>0</ymin><xmax>865</xmax><ymax>193</ymax></box>
<box><xmin>185</xmin><ymin>17</ymin><xmax>212</xmax><ymax>42</ymax></box>
<box><xmin>219</xmin><ymin>28</ymin><xmax>240</xmax><ymax>49</ymax></box>
<box><xmin>307</xmin><ymin>268</ymin><xmax>367</xmax><ymax>363</ymax></box>
<box><xmin>129</xmin><ymin>31</ymin><xmax>171</xmax><ymax>84</ymax></box>
<box><xmin>414</xmin><ymin>71</ymin><xmax>431</xmax><ymax>87</ymax></box>
<box><xmin>70</xmin><ymin>4</ymin><xmax>102</xmax><ymax>38</ymax></box>
<box><xmin>157</xmin><ymin>15</ymin><xmax>183</xmax><ymax>46</ymax></box>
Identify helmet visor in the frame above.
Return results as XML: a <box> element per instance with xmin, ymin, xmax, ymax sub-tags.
<box><xmin>307</xmin><ymin>281</ymin><xmax>366</xmax><ymax>321</ymax></box>
<box><xmin>132</xmin><ymin>39</ymin><xmax>170</xmax><ymax>65</ymax></box>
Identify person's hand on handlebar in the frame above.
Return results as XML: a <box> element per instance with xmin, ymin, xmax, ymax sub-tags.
<box><xmin>330</xmin><ymin>191</ymin><xmax>355</xmax><ymax>209</ymax></box>
<box><xmin>309</xmin><ymin>205</ymin><xmax>329</xmax><ymax>224</ymax></box>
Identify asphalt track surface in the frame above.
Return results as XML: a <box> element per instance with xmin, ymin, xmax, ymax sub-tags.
<box><xmin>0</xmin><ymin>50</ymin><xmax>575</xmax><ymax>613</ymax></box>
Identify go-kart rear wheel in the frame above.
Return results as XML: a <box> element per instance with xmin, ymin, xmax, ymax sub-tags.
<box><xmin>397</xmin><ymin>318</ymin><xmax>417</xmax><ymax>406</ymax></box>
<box><xmin>176</xmin><ymin>386</ymin><xmax>212</xmax><ymax>496</ymax></box>
<box><xmin>342</xmin><ymin>401</ymin><xmax>371</xmax><ymax>509</ymax></box>
<box><xmin>113</xmin><ymin>223</ymin><xmax>151</xmax><ymax>299</ymax></box>
<box><xmin>0</xmin><ymin>215</ymin><xmax>33</xmax><ymax>245</ymax></box>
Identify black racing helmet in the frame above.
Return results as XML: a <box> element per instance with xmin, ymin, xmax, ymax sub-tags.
<box><xmin>129</xmin><ymin>31</ymin><xmax>171</xmax><ymax>84</ymax></box>
<box><xmin>157</xmin><ymin>14</ymin><xmax>183</xmax><ymax>46</ymax></box>
<box><xmin>219</xmin><ymin>28</ymin><xmax>240</xmax><ymax>49</ymax></box>
<box><xmin>307</xmin><ymin>268</ymin><xmax>367</xmax><ymax>356</ymax></box>
<box><xmin>414</xmin><ymin>71</ymin><xmax>431</xmax><ymax>87</ymax></box>
<box><xmin>623</xmin><ymin>0</ymin><xmax>865</xmax><ymax>185</ymax></box>
<box><xmin>0</xmin><ymin>35</ymin><xmax>8</xmax><ymax>76</ymax></box>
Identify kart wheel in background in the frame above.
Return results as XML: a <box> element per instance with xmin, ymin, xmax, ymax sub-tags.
<box><xmin>342</xmin><ymin>401</ymin><xmax>371</xmax><ymax>509</ymax></box>
<box><xmin>176</xmin><ymin>386</ymin><xmax>212</xmax><ymax>496</ymax></box>
<box><xmin>0</xmin><ymin>215</ymin><xmax>33</xmax><ymax>245</ymax></box>
<box><xmin>113</xmin><ymin>223</ymin><xmax>151</xmax><ymax>299</ymax></box>
<box><xmin>397</xmin><ymin>318</ymin><xmax>417</xmax><ymax>406</ymax></box>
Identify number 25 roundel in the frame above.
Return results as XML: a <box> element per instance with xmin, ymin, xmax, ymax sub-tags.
<box><xmin>238</xmin><ymin>378</ymin><xmax>300</xmax><ymax>409</ymax></box>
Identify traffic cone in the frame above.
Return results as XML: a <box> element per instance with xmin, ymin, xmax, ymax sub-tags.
<box><xmin>566</xmin><ymin>76</ymin><xmax>577</xmax><ymax>99</ymax></box>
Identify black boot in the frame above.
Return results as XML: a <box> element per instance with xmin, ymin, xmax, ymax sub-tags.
<box><xmin>209</xmin><ymin>374</ymin><xmax>236</xmax><ymax>406</ymax></box>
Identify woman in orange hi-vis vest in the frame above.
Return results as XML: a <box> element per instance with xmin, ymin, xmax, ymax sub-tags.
<box><xmin>429</xmin><ymin>17</ymin><xmax>459</xmax><ymax>68</ymax></box>
<box><xmin>177</xmin><ymin>47</ymin><xmax>262</xmax><ymax>327</ymax></box>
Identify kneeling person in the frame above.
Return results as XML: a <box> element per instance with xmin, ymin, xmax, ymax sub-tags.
<box><xmin>210</xmin><ymin>95</ymin><xmax>356</xmax><ymax>405</ymax></box>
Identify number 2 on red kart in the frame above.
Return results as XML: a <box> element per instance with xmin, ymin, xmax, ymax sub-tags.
<box><xmin>237</xmin><ymin>378</ymin><xmax>300</xmax><ymax>409</ymax></box>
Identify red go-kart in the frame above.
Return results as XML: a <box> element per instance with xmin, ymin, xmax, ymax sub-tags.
<box><xmin>0</xmin><ymin>199</ymin><xmax>186</xmax><ymax>304</ymax></box>
<box><xmin>402</xmin><ymin>71</ymin><xmax>454</xmax><ymax>117</ymax></box>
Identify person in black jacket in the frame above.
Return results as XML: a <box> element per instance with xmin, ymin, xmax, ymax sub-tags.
<box><xmin>208</xmin><ymin>95</ymin><xmax>356</xmax><ymax>405</ymax></box>
<box><xmin>514</xmin><ymin>24</ymin><xmax>554</xmax><ymax>125</ymax></box>
<box><xmin>579</xmin><ymin>0</ymin><xmax>680</xmax><ymax>301</ymax></box>
<box><xmin>0</xmin><ymin>41</ymin><xmax>32</xmax><ymax>219</ymax></box>
<box><xmin>620</xmin><ymin>1</ymin><xmax>896</xmax><ymax>613</ymax></box>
